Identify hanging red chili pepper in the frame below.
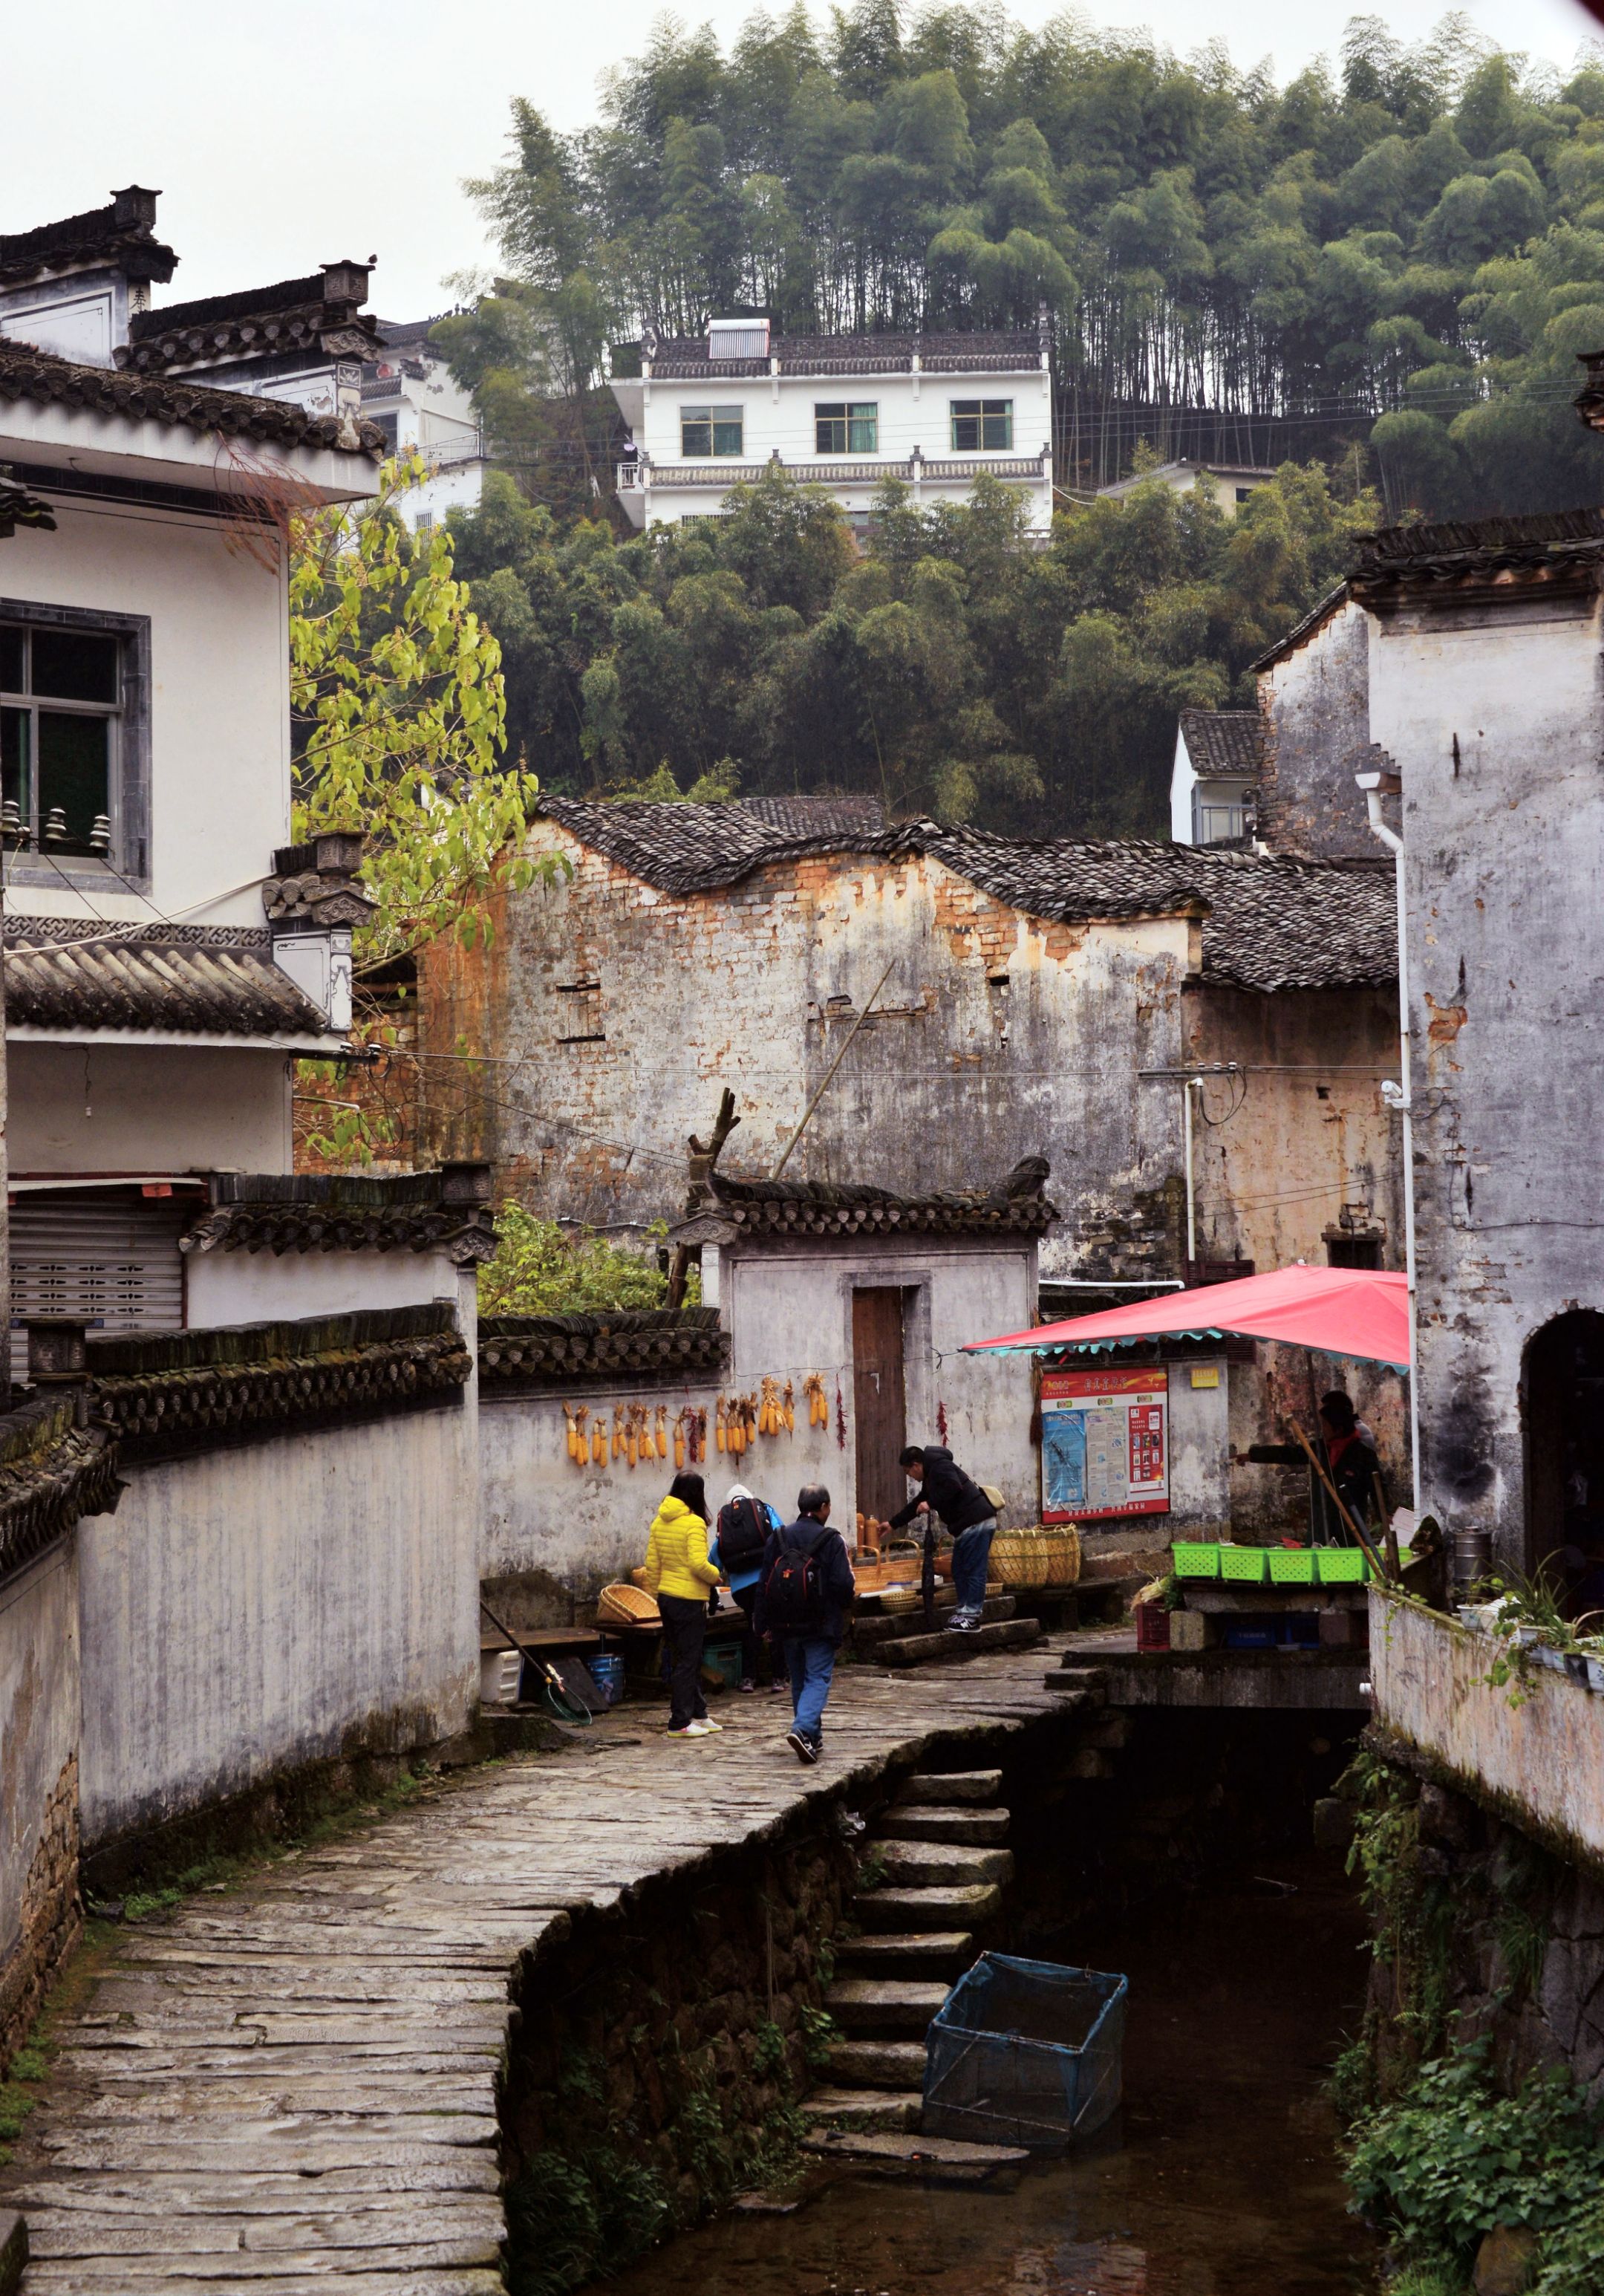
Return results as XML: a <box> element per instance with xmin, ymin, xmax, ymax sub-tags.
<box><xmin>936</xmin><ymin>1399</ymin><xmax>948</xmax><ymax>1444</ymax></box>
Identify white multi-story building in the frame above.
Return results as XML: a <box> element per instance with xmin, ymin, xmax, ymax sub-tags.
<box><xmin>610</xmin><ymin>316</ymin><xmax>1054</xmax><ymax>534</ymax></box>
<box><xmin>359</xmin><ymin>318</ymin><xmax>489</xmax><ymax>534</ymax></box>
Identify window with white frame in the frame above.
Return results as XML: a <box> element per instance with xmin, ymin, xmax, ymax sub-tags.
<box><xmin>815</xmin><ymin>402</ymin><xmax>878</xmax><ymax>453</ymax></box>
<box><xmin>1</xmin><ymin>617</ymin><xmax>128</xmax><ymax>864</ymax></box>
<box><xmin>950</xmin><ymin>399</ymin><xmax>1014</xmax><ymax>450</ymax></box>
<box><xmin>680</xmin><ymin>406</ymin><xmax>744</xmax><ymax>458</ymax></box>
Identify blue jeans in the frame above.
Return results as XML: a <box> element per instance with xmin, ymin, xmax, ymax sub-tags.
<box><xmin>783</xmin><ymin>1636</ymin><xmax>837</xmax><ymax>1743</ymax></box>
<box><xmin>951</xmin><ymin>1518</ymin><xmax>997</xmax><ymax>1613</ymax></box>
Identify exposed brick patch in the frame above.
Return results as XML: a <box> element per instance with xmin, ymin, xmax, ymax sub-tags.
<box><xmin>0</xmin><ymin>1754</ymin><xmax>80</xmax><ymax>2075</ymax></box>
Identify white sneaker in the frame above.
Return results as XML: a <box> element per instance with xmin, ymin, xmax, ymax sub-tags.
<box><xmin>696</xmin><ymin>1717</ymin><xmax>724</xmax><ymax>1733</ymax></box>
<box><xmin>684</xmin><ymin>1717</ymin><xmax>718</xmax><ymax>1736</ymax></box>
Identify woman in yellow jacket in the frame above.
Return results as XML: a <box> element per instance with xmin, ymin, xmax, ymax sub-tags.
<box><xmin>644</xmin><ymin>1472</ymin><xmax>723</xmax><ymax>1739</ymax></box>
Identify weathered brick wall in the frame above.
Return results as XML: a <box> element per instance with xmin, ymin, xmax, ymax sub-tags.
<box><xmin>0</xmin><ymin>1754</ymin><xmax>81</xmax><ymax>2070</ymax></box>
<box><xmin>0</xmin><ymin>1541</ymin><xmax>82</xmax><ymax>2077</ymax></box>
<box><xmin>1257</xmin><ymin>599</ymin><xmax>1380</xmax><ymax>860</ymax></box>
<box><xmin>420</xmin><ymin>830</ymin><xmax>1195</xmax><ymax>1284</ymax></box>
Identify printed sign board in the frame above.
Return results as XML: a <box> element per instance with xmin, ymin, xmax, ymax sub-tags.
<box><xmin>1040</xmin><ymin>1366</ymin><xmax>1170</xmax><ymax>1521</ymax></box>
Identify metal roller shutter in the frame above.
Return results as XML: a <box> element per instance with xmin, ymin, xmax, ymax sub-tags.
<box><xmin>9</xmin><ymin>1189</ymin><xmax>191</xmax><ymax>1386</ymax></box>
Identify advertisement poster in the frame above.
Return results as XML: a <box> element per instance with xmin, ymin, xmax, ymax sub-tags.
<box><xmin>1040</xmin><ymin>1366</ymin><xmax>1170</xmax><ymax>1521</ymax></box>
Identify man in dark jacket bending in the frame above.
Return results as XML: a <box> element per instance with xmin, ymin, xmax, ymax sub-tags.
<box><xmin>888</xmin><ymin>1445</ymin><xmax>998</xmax><ymax>1632</ymax></box>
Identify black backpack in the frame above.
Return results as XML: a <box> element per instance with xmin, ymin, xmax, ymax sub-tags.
<box><xmin>717</xmin><ymin>1496</ymin><xmax>769</xmax><ymax>1573</ymax></box>
<box><xmin>763</xmin><ymin>1527</ymin><xmax>826</xmax><ymax>1632</ymax></box>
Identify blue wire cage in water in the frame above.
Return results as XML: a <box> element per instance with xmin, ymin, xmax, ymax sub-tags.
<box><xmin>922</xmin><ymin>1953</ymin><xmax>1127</xmax><ymax>2148</ymax></box>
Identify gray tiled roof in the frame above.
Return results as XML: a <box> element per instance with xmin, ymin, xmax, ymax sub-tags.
<box><xmin>1350</xmin><ymin>508</ymin><xmax>1604</xmax><ymax>603</ymax></box>
<box><xmin>0</xmin><ymin>342</ymin><xmax>384</xmax><ymax>457</ymax></box>
<box><xmin>4</xmin><ymin>932</ymin><xmax>339</xmax><ymax>1038</ymax></box>
<box><xmin>648</xmin><ymin>329</ymin><xmax>1041</xmax><ymax>378</ymax></box>
<box><xmin>1178</xmin><ymin>709</ymin><xmax>1265</xmax><ymax>777</ymax></box>
<box><xmin>538</xmin><ymin>799</ymin><xmax>1395</xmax><ymax>993</ymax></box>
<box><xmin>706</xmin><ymin>1156</ymin><xmax>1057</xmax><ymax>1238</ymax></box>
<box><xmin>1249</xmin><ymin>582</ymin><xmax>1348</xmax><ymax>673</ymax></box>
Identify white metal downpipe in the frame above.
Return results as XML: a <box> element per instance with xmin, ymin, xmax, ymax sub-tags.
<box><xmin>1357</xmin><ymin>767</ymin><xmax>1421</xmax><ymax>1509</ymax></box>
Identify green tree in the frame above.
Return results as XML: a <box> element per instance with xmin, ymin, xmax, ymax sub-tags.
<box><xmin>290</xmin><ymin>456</ymin><xmax>542</xmax><ymax>963</ymax></box>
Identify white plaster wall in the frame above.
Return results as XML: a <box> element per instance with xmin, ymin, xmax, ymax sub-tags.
<box><xmin>1371</xmin><ymin>1590</ymin><xmax>1604</xmax><ymax>1864</ymax></box>
<box><xmin>723</xmin><ymin>1236</ymin><xmax>1039</xmax><ymax>1529</ymax></box>
<box><xmin>0</xmin><ymin>1538</ymin><xmax>79</xmax><ymax>1988</ymax></box>
<box><xmin>0</xmin><ymin>494</ymin><xmax>289</xmax><ymax>931</ymax></box>
<box><xmin>1164</xmin><ymin>1357</ymin><xmax>1230</xmax><ymax>1533</ymax></box>
<box><xmin>7</xmin><ymin>1044</ymin><xmax>290</xmax><ymax>1178</ymax></box>
<box><xmin>480</xmin><ymin>1379</ymin><xmax>733</xmax><ymax>1607</ymax></box>
<box><xmin>186</xmin><ymin>1244</ymin><xmax>468</xmax><ymax>1328</ymax></box>
<box><xmin>1169</xmin><ymin>726</ymin><xmax>1196</xmax><ymax>842</ymax></box>
<box><xmin>1367</xmin><ymin>595</ymin><xmax>1604</xmax><ymax>1550</ymax></box>
<box><xmin>78</xmin><ymin>1389</ymin><xmax>480</xmax><ymax>1853</ymax></box>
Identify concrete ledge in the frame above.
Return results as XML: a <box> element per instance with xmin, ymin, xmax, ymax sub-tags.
<box><xmin>1369</xmin><ymin>1588</ymin><xmax>1604</xmax><ymax>1876</ymax></box>
<box><xmin>0</xmin><ymin>2211</ymin><xmax>26</xmax><ymax>2296</ymax></box>
<box><xmin>1060</xmin><ymin>1648</ymin><xmax>1369</xmax><ymax>1710</ymax></box>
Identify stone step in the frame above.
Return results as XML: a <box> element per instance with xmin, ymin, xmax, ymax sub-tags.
<box><xmin>868</xmin><ymin>1839</ymin><xmax>1014</xmax><ymax>1890</ymax></box>
<box><xmin>835</xmin><ymin>1930</ymin><xmax>974</xmax><ymax>1971</ymax></box>
<box><xmin>825</xmin><ymin>1977</ymin><xmax>951</xmax><ymax>2033</ymax></box>
<box><xmin>854</xmin><ymin>1882</ymin><xmax>1003</xmax><ymax>1931</ymax></box>
<box><xmin>855</xmin><ymin>1595</ymin><xmax>1016</xmax><ymax>1647</ymax></box>
<box><xmin>824</xmin><ymin>2037</ymin><xmax>930</xmax><ymax>2090</ymax></box>
<box><xmin>803</xmin><ymin>2127</ymin><xmax>1030</xmax><ymax>2177</ymax></box>
<box><xmin>878</xmin><ymin>1806</ymin><xmax>1010</xmax><ymax>1846</ymax></box>
<box><xmin>897</xmin><ymin>1769</ymin><xmax>1003</xmax><ymax>1806</ymax></box>
<box><xmin>803</xmin><ymin>2087</ymin><xmax>925</xmax><ymax>2134</ymax></box>
<box><xmin>877</xmin><ymin>1618</ymin><xmax>1043</xmax><ymax>1669</ymax></box>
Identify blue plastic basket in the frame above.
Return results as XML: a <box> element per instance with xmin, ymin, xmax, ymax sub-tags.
<box><xmin>587</xmin><ymin>1653</ymin><xmax>625</xmax><ymax>1707</ymax></box>
<box><xmin>922</xmin><ymin>1952</ymin><xmax>1127</xmax><ymax>2149</ymax></box>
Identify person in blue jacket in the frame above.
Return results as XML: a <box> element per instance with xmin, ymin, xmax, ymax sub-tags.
<box><xmin>710</xmin><ymin>1481</ymin><xmax>784</xmax><ymax>1691</ymax></box>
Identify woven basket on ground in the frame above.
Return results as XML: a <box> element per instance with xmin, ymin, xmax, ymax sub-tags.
<box><xmin>881</xmin><ymin>1582</ymin><xmax>959</xmax><ymax>1615</ymax></box>
<box><xmin>991</xmin><ymin>1525</ymin><xmax>1082</xmax><ymax>1588</ymax></box>
<box><xmin>597</xmin><ymin>1582</ymin><xmax>660</xmax><ymax>1627</ymax></box>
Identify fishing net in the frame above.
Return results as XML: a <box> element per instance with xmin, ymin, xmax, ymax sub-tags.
<box><xmin>922</xmin><ymin>1952</ymin><xmax>1127</xmax><ymax>2148</ymax></box>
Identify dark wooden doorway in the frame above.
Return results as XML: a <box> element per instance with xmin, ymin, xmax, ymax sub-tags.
<box><xmin>1524</xmin><ymin>1310</ymin><xmax>1604</xmax><ymax>1581</ymax></box>
<box><xmin>853</xmin><ymin>1287</ymin><xmax>908</xmax><ymax>1524</ymax></box>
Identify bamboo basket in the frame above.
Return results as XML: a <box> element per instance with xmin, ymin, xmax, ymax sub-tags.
<box><xmin>597</xmin><ymin>1582</ymin><xmax>661</xmax><ymax>1627</ymax></box>
<box><xmin>881</xmin><ymin>1582</ymin><xmax>959</xmax><ymax>1615</ymax></box>
<box><xmin>991</xmin><ymin>1525</ymin><xmax>1082</xmax><ymax>1588</ymax></box>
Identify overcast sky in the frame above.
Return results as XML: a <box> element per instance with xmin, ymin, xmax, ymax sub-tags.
<box><xmin>5</xmin><ymin>0</ymin><xmax>1603</xmax><ymax>318</ymax></box>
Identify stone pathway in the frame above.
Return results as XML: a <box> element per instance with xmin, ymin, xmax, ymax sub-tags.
<box><xmin>3</xmin><ymin>1641</ymin><xmax>1080</xmax><ymax>2294</ymax></box>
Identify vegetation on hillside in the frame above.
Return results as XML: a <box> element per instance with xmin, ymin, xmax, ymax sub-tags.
<box><xmin>440</xmin><ymin>7</ymin><xmax>1604</xmax><ymax>525</ymax></box>
<box><xmin>447</xmin><ymin>454</ymin><xmax>1375</xmax><ymax>833</ymax></box>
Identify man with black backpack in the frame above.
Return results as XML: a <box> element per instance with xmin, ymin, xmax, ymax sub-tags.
<box><xmin>754</xmin><ymin>1484</ymin><xmax>856</xmax><ymax>1766</ymax></box>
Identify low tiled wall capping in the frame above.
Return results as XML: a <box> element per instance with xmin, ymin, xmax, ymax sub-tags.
<box><xmin>86</xmin><ymin>1301</ymin><xmax>472</xmax><ymax>1459</ymax></box>
<box><xmin>0</xmin><ymin>1392</ymin><xmax>121</xmax><ymax>1585</ymax></box>
<box><xmin>478</xmin><ymin>1305</ymin><xmax>728</xmax><ymax>1390</ymax></box>
<box><xmin>1369</xmin><ymin>1587</ymin><xmax>1604</xmax><ymax>1875</ymax></box>
<box><xmin>180</xmin><ymin>1163</ymin><xmax>497</xmax><ymax>1263</ymax></box>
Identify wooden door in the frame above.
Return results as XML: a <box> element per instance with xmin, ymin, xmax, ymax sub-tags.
<box><xmin>853</xmin><ymin>1287</ymin><xmax>908</xmax><ymax>1524</ymax></box>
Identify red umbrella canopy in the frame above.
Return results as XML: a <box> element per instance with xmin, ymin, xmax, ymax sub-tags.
<box><xmin>963</xmin><ymin>1264</ymin><xmax>1410</xmax><ymax>1369</ymax></box>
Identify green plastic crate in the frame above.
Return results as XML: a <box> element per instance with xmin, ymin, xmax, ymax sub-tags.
<box><xmin>1316</xmin><ymin>1547</ymin><xmax>1370</xmax><ymax>1584</ymax></box>
<box><xmin>1220</xmin><ymin>1545</ymin><xmax>1270</xmax><ymax>1585</ymax></box>
<box><xmin>1171</xmin><ymin>1541</ymin><xmax>1220</xmax><ymax>1580</ymax></box>
<box><xmin>1268</xmin><ymin>1547</ymin><xmax>1317</xmax><ymax>1585</ymax></box>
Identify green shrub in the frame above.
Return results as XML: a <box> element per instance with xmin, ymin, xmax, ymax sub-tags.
<box><xmin>1346</xmin><ymin>2042</ymin><xmax>1604</xmax><ymax>2271</ymax></box>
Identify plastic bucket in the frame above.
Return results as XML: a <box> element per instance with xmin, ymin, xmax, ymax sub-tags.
<box><xmin>587</xmin><ymin>1653</ymin><xmax>625</xmax><ymax>1707</ymax></box>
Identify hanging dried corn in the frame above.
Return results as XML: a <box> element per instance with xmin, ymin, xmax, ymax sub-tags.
<box><xmin>574</xmin><ymin>1403</ymin><xmax>590</xmax><ymax>1470</ymax></box>
<box><xmin>563</xmin><ymin>1403</ymin><xmax>579</xmax><ymax>1463</ymax></box>
<box><xmin>612</xmin><ymin>1404</ymin><xmax>625</xmax><ymax>1461</ymax></box>
<box><xmin>783</xmin><ymin>1379</ymin><xmax>795</xmax><ymax>1434</ymax></box>
<box><xmin>591</xmin><ymin>1419</ymin><xmax>606</xmax><ymax>1466</ymax></box>
<box><xmin>656</xmin><ymin>1405</ymin><xmax>669</xmax><ymax>1463</ymax></box>
<box><xmin>696</xmin><ymin>1407</ymin><xmax>708</xmax><ymax>1460</ymax></box>
<box><xmin>715</xmin><ymin>1396</ymin><xmax>728</xmax><ymax>1454</ymax></box>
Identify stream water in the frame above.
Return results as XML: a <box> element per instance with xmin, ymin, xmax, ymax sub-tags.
<box><xmin>598</xmin><ymin>1847</ymin><xmax>1376</xmax><ymax>2296</ymax></box>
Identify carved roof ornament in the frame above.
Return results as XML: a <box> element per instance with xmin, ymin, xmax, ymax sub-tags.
<box><xmin>0</xmin><ymin>186</ymin><xmax>176</xmax><ymax>290</ymax></box>
<box><xmin>264</xmin><ymin>832</ymin><xmax>378</xmax><ymax>930</ymax></box>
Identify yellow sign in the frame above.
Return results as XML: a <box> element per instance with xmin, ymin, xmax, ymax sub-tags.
<box><xmin>1190</xmin><ymin>1366</ymin><xmax>1221</xmax><ymax>1389</ymax></box>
